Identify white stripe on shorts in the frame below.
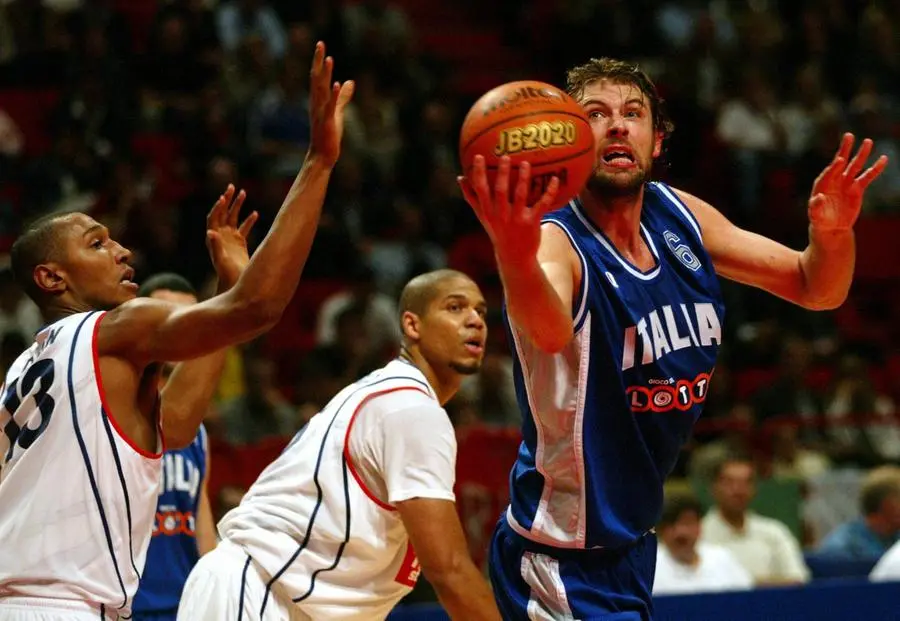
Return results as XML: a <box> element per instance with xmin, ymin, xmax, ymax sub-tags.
<box><xmin>520</xmin><ymin>551</ymin><xmax>575</xmax><ymax>621</ymax></box>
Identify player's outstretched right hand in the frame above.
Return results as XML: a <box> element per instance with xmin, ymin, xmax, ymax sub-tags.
<box><xmin>308</xmin><ymin>41</ymin><xmax>355</xmax><ymax>168</ymax></box>
<box><xmin>458</xmin><ymin>155</ymin><xmax>559</xmax><ymax>264</ymax></box>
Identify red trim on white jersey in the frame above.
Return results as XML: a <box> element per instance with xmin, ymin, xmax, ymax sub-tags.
<box><xmin>91</xmin><ymin>311</ymin><xmax>163</xmax><ymax>459</ymax></box>
<box><xmin>343</xmin><ymin>385</ymin><xmax>431</xmax><ymax>512</ymax></box>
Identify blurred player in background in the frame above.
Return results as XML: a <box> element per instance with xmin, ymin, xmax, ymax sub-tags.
<box><xmin>459</xmin><ymin>57</ymin><xmax>887</xmax><ymax>619</ymax></box>
<box><xmin>132</xmin><ymin>274</ymin><xmax>221</xmax><ymax>621</ymax></box>
<box><xmin>177</xmin><ymin>270</ymin><xmax>501</xmax><ymax>621</ymax></box>
<box><xmin>0</xmin><ymin>40</ymin><xmax>351</xmax><ymax>621</ymax></box>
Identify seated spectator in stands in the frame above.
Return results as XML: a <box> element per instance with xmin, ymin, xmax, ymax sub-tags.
<box><xmin>654</xmin><ymin>491</ymin><xmax>752</xmax><ymax>595</ymax></box>
<box><xmin>768</xmin><ymin>422</ymin><xmax>831</xmax><ymax>481</ymax></box>
<box><xmin>870</xmin><ymin>538</ymin><xmax>900</xmax><ymax>582</ymax></box>
<box><xmin>701</xmin><ymin>456</ymin><xmax>810</xmax><ymax>585</ymax></box>
<box><xmin>689</xmin><ymin>403</ymin><xmax>756</xmax><ymax>483</ymax></box>
<box><xmin>315</xmin><ymin>263</ymin><xmax>400</xmax><ymax>359</ymax></box>
<box><xmin>818</xmin><ymin>466</ymin><xmax>900</xmax><ymax>562</ymax></box>
<box><xmin>826</xmin><ymin>354</ymin><xmax>900</xmax><ymax>466</ymax></box>
<box><xmin>216</xmin><ymin>0</ymin><xmax>286</xmax><ymax>60</ymax></box>
<box><xmin>218</xmin><ymin>347</ymin><xmax>297</xmax><ymax>446</ymax></box>
<box><xmin>309</xmin><ymin>303</ymin><xmax>385</xmax><ymax>387</ymax></box>
<box><xmin>753</xmin><ymin>335</ymin><xmax>825</xmax><ymax>449</ymax></box>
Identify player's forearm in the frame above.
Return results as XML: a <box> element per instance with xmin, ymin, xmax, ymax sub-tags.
<box><xmin>498</xmin><ymin>255</ymin><xmax>573</xmax><ymax>353</ymax></box>
<box><xmin>798</xmin><ymin>226</ymin><xmax>855</xmax><ymax>310</ymax></box>
<box><xmin>226</xmin><ymin>154</ymin><xmax>332</xmax><ymax>322</ymax></box>
<box><xmin>160</xmin><ymin>352</ymin><xmax>227</xmax><ymax>449</ymax></box>
<box><xmin>427</xmin><ymin>563</ymin><xmax>502</xmax><ymax>621</ymax></box>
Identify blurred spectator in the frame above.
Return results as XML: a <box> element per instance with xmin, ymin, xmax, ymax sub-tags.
<box><xmin>870</xmin><ymin>537</ymin><xmax>900</xmax><ymax>582</ymax></box>
<box><xmin>0</xmin><ymin>107</ymin><xmax>24</xmax><ymax>161</ymax></box>
<box><xmin>768</xmin><ymin>422</ymin><xmax>831</xmax><ymax>481</ymax></box>
<box><xmin>654</xmin><ymin>491</ymin><xmax>752</xmax><ymax>595</ymax></box>
<box><xmin>716</xmin><ymin>67</ymin><xmax>786</xmax><ymax>222</ymax></box>
<box><xmin>246</xmin><ymin>55</ymin><xmax>311</xmax><ymax>177</ymax></box>
<box><xmin>752</xmin><ymin>335</ymin><xmax>824</xmax><ymax>448</ymax></box>
<box><xmin>218</xmin><ymin>348</ymin><xmax>297</xmax><ymax>446</ymax></box>
<box><xmin>825</xmin><ymin>355</ymin><xmax>900</xmax><ymax>466</ymax></box>
<box><xmin>701</xmin><ymin>456</ymin><xmax>810</xmax><ymax>585</ymax></box>
<box><xmin>315</xmin><ymin>263</ymin><xmax>401</xmax><ymax>358</ymax></box>
<box><xmin>689</xmin><ymin>403</ymin><xmax>756</xmax><ymax>483</ymax></box>
<box><xmin>341</xmin><ymin>0</ymin><xmax>410</xmax><ymax>62</ymax></box>
<box><xmin>849</xmin><ymin>90</ymin><xmax>900</xmax><ymax>213</ymax></box>
<box><xmin>0</xmin><ymin>268</ymin><xmax>41</xmax><ymax>342</ymax></box>
<box><xmin>308</xmin><ymin>303</ymin><xmax>383</xmax><ymax>386</ymax></box>
<box><xmin>22</xmin><ymin>122</ymin><xmax>100</xmax><ymax>217</ymax></box>
<box><xmin>216</xmin><ymin>0</ymin><xmax>286</xmax><ymax>60</ymax></box>
<box><xmin>342</xmin><ymin>69</ymin><xmax>403</xmax><ymax>181</ymax></box>
<box><xmin>818</xmin><ymin>466</ymin><xmax>900</xmax><ymax>562</ymax></box>
<box><xmin>779</xmin><ymin>64</ymin><xmax>842</xmax><ymax>158</ymax></box>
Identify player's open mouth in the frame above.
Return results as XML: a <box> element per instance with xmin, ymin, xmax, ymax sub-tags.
<box><xmin>601</xmin><ymin>145</ymin><xmax>635</xmax><ymax>168</ymax></box>
<box><xmin>464</xmin><ymin>339</ymin><xmax>484</xmax><ymax>355</ymax></box>
<box><xmin>121</xmin><ymin>269</ymin><xmax>138</xmax><ymax>290</ymax></box>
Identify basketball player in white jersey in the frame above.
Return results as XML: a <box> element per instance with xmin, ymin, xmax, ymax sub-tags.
<box><xmin>0</xmin><ymin>41</ymin><xmax>353</xmax><ymax>621</ymax></box>
<box><xmin>177</xmin><ymin>269</ymin><xmax>502</xmax><ymax>621</ymax></box>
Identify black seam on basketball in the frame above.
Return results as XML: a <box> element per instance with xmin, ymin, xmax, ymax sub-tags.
<box><xmin>461</xmin><ymin>110</ymin><xmax>591</xmax><ymax>155</ymax></box>
<box><xmin>463</xmin><ymin>144</ymin><xmax>595</xmax><ymax>174</ymax></box>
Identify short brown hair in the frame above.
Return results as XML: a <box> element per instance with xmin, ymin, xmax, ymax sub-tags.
<box><xmin>860</xmin><ymin>466</ymin><xmax>900</xmax><ymax>515</ymax></box>
<box><xmin>566</xmin><ymin>58</ymin><xmax>674</xmax><ymax>139</ymax></box>
<box><xmin>659</xmin><ymin>491</ymin><xmax>704</xmax><ymax>527</ymax></box>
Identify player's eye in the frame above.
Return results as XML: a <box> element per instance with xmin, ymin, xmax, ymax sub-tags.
<box><xmin>448</xmin><ymin>303</ymin><xmax>461</xmax><ymax>312</ymax></box>
<box><xmin>588</xmin><ymin>110</ymin><xmax>605</xmax><ymax>119</ymax></box>
<box><xmin>90</xmin><ymin>239</ymin><xmax>103</xmax><ymax>249</ymax></box>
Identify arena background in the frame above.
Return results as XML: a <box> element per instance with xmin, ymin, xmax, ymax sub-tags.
<box><xmin>0</xmin><ymin>1</ymin><xmax>899</xmax><ymax>619</ymax></box>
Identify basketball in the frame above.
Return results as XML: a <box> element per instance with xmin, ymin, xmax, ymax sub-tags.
<box><xmin>459</xmin><ymin>80</ymin><xmax>595</xmax><ymax>211</ymax></box>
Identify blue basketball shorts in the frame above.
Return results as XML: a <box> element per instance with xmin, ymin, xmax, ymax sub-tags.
<box><xmin>488</xmin><ymin>516</ymin><xmax>657</xmax><ymax>620</ymax></box>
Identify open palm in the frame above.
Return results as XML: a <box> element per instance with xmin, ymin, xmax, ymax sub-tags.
<box><xmin>808</xmin><ymin>133</ymin><xmax>888</xmax><ymax>232</ymax></box>
<box><xmin>206</xmin><ymin>184</ymin><xmax>259</xmax><ymax>288</ymax></box>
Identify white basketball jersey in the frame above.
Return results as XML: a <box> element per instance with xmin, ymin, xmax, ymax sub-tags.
<box><xmin>0</xmin><ymin>311</ymin><xmax>161</xmax><ymax>618</ymax></box>
<box><xmin>219</xmin><ymin>360</ymin><xmax>440</xmax><ymax>621</ymax></box>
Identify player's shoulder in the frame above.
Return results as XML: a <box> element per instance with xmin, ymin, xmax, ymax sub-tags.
<box><xmin>748</xmin><ymin>512</ymin><xmax>795</xmax><ymax>538</ymax></box>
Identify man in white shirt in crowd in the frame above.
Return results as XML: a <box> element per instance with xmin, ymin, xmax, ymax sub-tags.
<box><xmin>654</xmin><ymin>491</ymin><xmax>752</xmax><ymax>595</ymax></box>
<box><xmin>701</xmin><ymin>456</ymin><xmax>810</xmax><ymax>585</ymax></box>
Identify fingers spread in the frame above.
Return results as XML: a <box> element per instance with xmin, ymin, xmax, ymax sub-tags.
<box><xmin>238</xmin><ymin>211</ymin><xmax>259</xmax><ymax>238</ymax></box>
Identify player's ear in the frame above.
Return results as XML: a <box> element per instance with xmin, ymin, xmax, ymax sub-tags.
<box><xmin>34</xmin><ymin>263</ymin><xmax>66</xmax><ymax>295</ymax></box>
<box><xmin>400</xmin><ymin>310</ymin><xmax>421</xmax><ymax>342</ymax></box>
<box><xmin>652</xmin><ymin>131</ymin><xmax>663</xmax><ymax>159</ymax></box>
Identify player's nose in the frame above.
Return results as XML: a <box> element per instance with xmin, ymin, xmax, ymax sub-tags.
<box><xmin>607</xmin><ymin>114</ymin><xmax>628</xmax><ymax>136</ymax></box>
<box><xmin>113</xmin><ymin>242</ymin><xmax>133</xmax><ymax>264</ymax></box>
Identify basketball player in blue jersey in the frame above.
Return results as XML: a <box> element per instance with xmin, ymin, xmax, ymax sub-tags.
<box><xmin>459</xmin><ymin>58</ymin><xmax>888</xmax><ymax>619</ymax></box>
<box><xmin>132</xmin><ymin>274</ymin><xmax>220</xmax><ymax>621</ymax></box>
<box><xmin>0</xmin><ymin>42</ymin><xmax>353</xmax><ymax>621</ymax></box>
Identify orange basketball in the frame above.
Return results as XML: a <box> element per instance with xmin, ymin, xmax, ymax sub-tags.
<box><xmin>459</xmin><ymin>80</ymin><xmax>595</xmax><ymax>211</ymax></box>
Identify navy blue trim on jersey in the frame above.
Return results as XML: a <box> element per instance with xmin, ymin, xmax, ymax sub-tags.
<box><xmin>237</xmin><ymin>555</ymin><xmax>251</xmax><ymax>621</ymax></box>
<box><xmin>69</xmin><ymin>311</ymin><xmax>129</xmax><ymax>610</ymax></box>
<box><xmin>258</xmin><ymin>372</ymin><xmax>430</xmax><ymax>614</ymax></box>
<box><xmin>292</xmin><ymin>456</ymin><xmax>352</xmax><ymax>603</ymax></box>
<box><xmin>543</xmin><ymin>215</ymin><xmax>591</xmax><ymax>333</ymax></box>
<box><xmin>100</xmin><ymin>407</ymin><xmax>142</xmax><ymax>582</ymax></box>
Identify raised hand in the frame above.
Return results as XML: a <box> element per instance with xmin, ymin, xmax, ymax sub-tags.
<box><xmin>458</xmin><ymin>155</ymin><xmax>560</xmax><ymax>263</ymax></box>
<box><xmin>206</xmin><ymin>184</ymin><xmax>259</xmax><ymax>288</ymax></box>
<box><xmin>308</xmin><ymin>41</ymin><xmax>355</xmax><ymax>167</ymax></box>
<box><xmin>808</xmin><ymin>132</ymin><xmax>889</xmax><ymax>232</ymax></box>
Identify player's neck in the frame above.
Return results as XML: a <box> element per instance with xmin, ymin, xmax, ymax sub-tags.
<box><xmin>398</xmin><ymin>347</ymin><xmax>461</xmax><ymax>406</ymax></box>
<box><xmin>579</xmin><ymin>187</ymin><xmax>647</xmax><ymax>257</ymax></box>
<box><xmin>719</xmin><ymin>507</ymin><xmax>747</xmax><ymax>531</ymax></box>
<box><xmin>42</xmin><ymin>299</ymin><xmax>95</xmax><ymax>325</ymax></box>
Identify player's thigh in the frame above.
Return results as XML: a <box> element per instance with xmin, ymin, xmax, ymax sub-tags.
<box><xmin>0</xmin><ymin>604</ymin><xmax>102</xmax><ymax>621</ymax></box>
<box><xmin>487</xmin><ymin>520</ymin><xmax>533</xmax><ymax>620</ymax></box>
<box><xmin>177</xmin><ymin>542</ymin><xmax>282</xmax><ymax>621</ymax></box>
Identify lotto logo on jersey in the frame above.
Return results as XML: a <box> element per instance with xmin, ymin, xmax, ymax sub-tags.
<box><xmin>394</xmin><ymin>541</ymin><xmax>421</xmax><ymax>588</ymax></box>
<box><xmin>626</xmin><ymin>372</ymin><xmax>711</xmax><ymax>413</ymax></box>
<box><xmin>153</xmin><ymin>509</ymin><xmax>196</xmax><ymax>536</ymax></box>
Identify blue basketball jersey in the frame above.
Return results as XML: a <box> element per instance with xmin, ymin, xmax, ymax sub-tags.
<box><xmin>133</xmin><ymin>424</ymin><xmax>208</xmax><ymax>614</ymax></box>
<box><xmin>504</xmin><ymin>181</ymin><xmax>725</xmax><ymax>550</ymax></box>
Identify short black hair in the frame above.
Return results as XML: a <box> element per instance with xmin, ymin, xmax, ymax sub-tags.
<box><xmin>659</xmin><ymin>491</ymin><xmax>704</xmax><ymax>527</ymax></box>
<box><xmin>137</xmin><ymin>273</ymin><xmax>197</xmax><ymax>298</ymax></box>
<box><xmin>860</xmin><ymin>466</ymin><xmax>900</xmax><ymax>516</ymax></box>
<box><xmin>9</xmin><ymin>212</ymin><xmax>70</xmax><ymax>303</ymax></box>
<box><xmin>398</xmin><ymin>269</ymin><xmax>472</xmax><ymax>318</ymax></box>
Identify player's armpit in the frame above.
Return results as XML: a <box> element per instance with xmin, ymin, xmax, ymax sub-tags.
<box><xmin>675</xmin><ymin>189</ymin><xmax>829</xmax><ymax>308</ymax></box>
<box><xmin>96</xmin><ymin>293</ymin><xmax>277</xmax><ymax>367</ymax></box>
<box><xmin>396</xmin><ymin>498</ymin><xmax>502</xmax><ymax>621</ymax></box>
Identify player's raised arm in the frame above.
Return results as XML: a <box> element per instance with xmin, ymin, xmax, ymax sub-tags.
<box><xmin>460</xmin><ymin>156</ymin><xmax>577</xmax><ymax>353</ymax></box>
<box><xmin>681</xmin><ymin>133</ymin><xmax>888</xmax><ymax>310</ymax></box>
<box><xmin>98</xmin><ymin>42</ymin><xmax>354</xmax><ymax>365</ymax></box>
